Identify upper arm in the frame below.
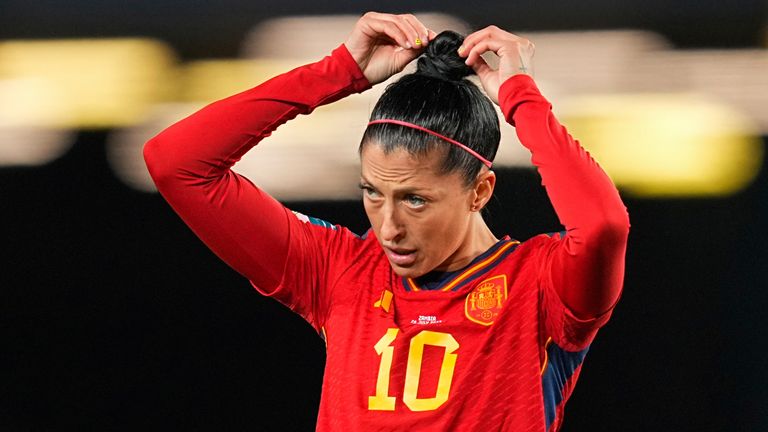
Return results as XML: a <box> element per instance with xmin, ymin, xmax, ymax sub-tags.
<box><xmin>145</xmin><ymin>145</ymin><xmax>354</xmax><ymax>330</ymax></box>
<box><xmin>143</xmin><ymin>147</ymin><xmax>296</xmax><ymax>293</ymax></box>
<box><xmin>251</xmin><ymin>211</ymin><xmax>362</xmax><ymax>331</ymax></box>
<box><xmin>142</xmin><ymin>44</ymin><xmax>374</xmax><ymax>332</ymax></box>
<box><xmin>537</xmin><ymin>230</ymin><xmax>627</xmax><ymax>351</ymax></box>
<box><xmin>498</xmin><ymin>75</ymin><xmax>630</xmax><ymax>349</ymax></box>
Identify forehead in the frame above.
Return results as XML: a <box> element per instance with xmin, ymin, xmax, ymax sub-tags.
<box><xmin>360</xmin><ymin>144</ymin><xmax>446</xmax><ymax>184</ymax></box>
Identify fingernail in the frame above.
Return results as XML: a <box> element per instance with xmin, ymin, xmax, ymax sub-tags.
<box><xmin>406</xmin><ymin>42</ymin><xmax>412</xmax><ymax>49</ymax></box>
<box><xmin>458</xmin><ymin>46</ymin><xmax>465</xmax><ymax>55</ymax></box>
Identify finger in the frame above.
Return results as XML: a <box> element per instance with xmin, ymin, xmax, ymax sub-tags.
<box><xmin>470</xmin><ymin>55</ymin><xmax>493</xmax><ymax>81</ymax></box>
<box><xmin>400</xmin><ymin>14</ymin><xmax>430</xmax><ymax>47</ymax></box>
<box><xmin>459</xmin><ymin>26</ymin><xmax>497</xmax><ymax>57</ymax></box>
<box><xmin>460</xmin><ymin>25</ymin><xmax>517</xmax><ymax>58</ymax></box>
<box><xmin>388</xmin><ymin>14</ymin><xmax>423</xmax><ymax>49</ymax></box>
<box><xmin>395</xmin><ymin>42</ymin><xmax>426</xmax><ymax>65</ymax></box>
<box><xmin>370</xmin><ymin>13</ymin><xmax>421</xmax><ymax>49</ymax></box>
<box><xmin>463</xmin><ymin>39</ymin><xmax>508</xmax><ymax>66</ymax></box>
<box><xmin>362</xmin><ymin>13</ymin><xmax>412</xmax><ymax>49</ymax></box>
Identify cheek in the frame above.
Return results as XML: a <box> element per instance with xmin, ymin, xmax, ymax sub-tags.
<box><xmin>363</xmin><ymin>200</ymin><xmax>374</xmax><ymax>223</ymax></box>
<box><xmin>363</xmin><ymin>200</ymin><xmax>382</xmax><ymax>231</ymax></box>
<box><xmin>418</xmin><ymin>206</ymin><xmax>467</xmax><ymax>250</ymax></box>
<box><xmin>438</xmin><ymin>200</ymin><xmax>472</xmax><ymax>241</ymax></box>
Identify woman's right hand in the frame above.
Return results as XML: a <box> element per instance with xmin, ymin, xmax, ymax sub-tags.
<box><xmin>344</xmin><ymin>12</ymin><xmax>436</xmax><ymax>85</ymax></box>
<box><xmin>459</xmin><ymin>26</ymin><xmax>536</xmax><ymax>105</ymax></box>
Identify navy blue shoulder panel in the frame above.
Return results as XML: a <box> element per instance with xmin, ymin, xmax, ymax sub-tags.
<box><xmin>541</xmin><ymin>341</ymin><xmax>589</xmax><ymax>431</ymax></box>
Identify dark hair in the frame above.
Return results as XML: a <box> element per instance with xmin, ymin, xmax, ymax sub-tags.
<box><xmin>360</xmin><ymin>30</ymin><xmax>501</xmax><ymax>187</ymax></box>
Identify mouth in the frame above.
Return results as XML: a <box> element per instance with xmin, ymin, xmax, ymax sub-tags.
<box><xmin>383</xmin><ymin>246</ymin><xmax>417</xmax><ymax>267</ymax></box>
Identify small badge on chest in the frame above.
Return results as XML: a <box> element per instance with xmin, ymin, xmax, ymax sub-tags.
<box><xmin>465</xmin><ymin>274</ymin><xmax>508</xmax><ymax>326</ymax></box>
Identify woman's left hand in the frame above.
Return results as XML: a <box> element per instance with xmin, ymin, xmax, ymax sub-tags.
<box><xmin>458</xmin><ymin>26</ymin><xmax>535</xmax><ymax>105</ymax></box>
<box><xmin>344</xmin><ymin>12</ymin><xmax>436</xmax><ymax>85</ymax></box>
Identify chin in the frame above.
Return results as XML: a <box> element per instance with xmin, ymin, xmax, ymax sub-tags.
<box><xmin>388</xmin><ymin>262</ymin><xmax>428</xmax><ymax>279</ymax></box>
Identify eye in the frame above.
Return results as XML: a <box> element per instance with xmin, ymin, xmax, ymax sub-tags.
<box><xmin>359</xmin><ymin>183</ymin><xmax>381</xmax><ymax>200</ymax></box>
<box><xmin>405</xmin><ymin>194</ymin><xmax>426</xmax><ymax>208</ymax></box>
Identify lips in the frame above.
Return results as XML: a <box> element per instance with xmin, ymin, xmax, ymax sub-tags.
<box><xmin>383</xmin><ymin>246</ymin><xmax>417</xmax><ymax>266</ymax></box>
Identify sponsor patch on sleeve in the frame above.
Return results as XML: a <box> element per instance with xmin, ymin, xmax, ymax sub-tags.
<box><xmin>291</xmin><ymin>211</ymin><xmax>336</xmax><ymax>230</ymax></box>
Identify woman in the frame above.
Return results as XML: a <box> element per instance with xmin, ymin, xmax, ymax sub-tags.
<box><xmin>144</xmin><ymin>12</ymin><xmax>629</xmax><ymax>432</ymax></box>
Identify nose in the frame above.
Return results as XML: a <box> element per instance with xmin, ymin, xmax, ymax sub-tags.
<box><xmin>379</xmin><ymin>204</ymin><xmax>405</xmax><ymax>243</ymax></box>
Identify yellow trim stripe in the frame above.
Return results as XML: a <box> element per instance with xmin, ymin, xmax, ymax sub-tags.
<box><xmin>405</xmin><ymin>240</ymin><xmax>520</xmax><ymax>292</ymax></box>
<box><xmin>439</xmin><ymin>241</ymin><xmax>519</xmax><ymax>292</ymax></box>
<box><xmin>321</xmin><ymin>326</ymin><xmax>328</xmax><ymax>349</ymax></box>
<box><xmin>540</xmin><ymin>336</ymin><xmax>553</xmax><ymax>375</ymax></box>
<box><xmin>407</xmin><ymin>278</ymin><xmax>420</xmax><ymax>292</ymax></box>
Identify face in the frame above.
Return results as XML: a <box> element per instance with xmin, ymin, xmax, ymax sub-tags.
<box><xmin>360</xmin><ymin>143</ymin><xmax>482</xmax><ymax>278</ymax></box>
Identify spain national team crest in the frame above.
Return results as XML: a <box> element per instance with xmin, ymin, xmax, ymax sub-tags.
<box><xmin>465</xmin><ymin>275</ymin><xmax>508</xmax><ymax>326</ymax></box>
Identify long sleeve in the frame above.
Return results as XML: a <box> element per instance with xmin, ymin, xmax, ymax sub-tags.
<box><xmin>143</xmin><ymin>44</ymin><xmax>371</xmax><ymax>295</ymax></box>
<box><xmin>499</xmin><ymin>75</ymin><xmax>630</xmax><ymax>326</ymax></box>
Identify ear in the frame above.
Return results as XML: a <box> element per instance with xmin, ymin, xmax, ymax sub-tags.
<box><xmin>470</xmin><ymin>169</ymin><xmax>496</xmax><ymax>212</ymax></box>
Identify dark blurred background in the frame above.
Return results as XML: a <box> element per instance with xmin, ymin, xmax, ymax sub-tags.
<box><xmin>1</xmin><ymin>1</ymin><xmax>767</xmax><ymax>431</ymax></box>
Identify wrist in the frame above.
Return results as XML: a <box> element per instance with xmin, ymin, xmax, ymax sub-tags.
<box><xmin>333</xmin><ymin>44</ymin><xmax>372</xmax><ymax>93</ymax></box>
<box><xmin>498</xmin><ymin>74</ymin><xmax>546</xmax><ymax>126</ymax></box>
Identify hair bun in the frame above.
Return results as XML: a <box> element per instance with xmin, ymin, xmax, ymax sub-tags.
<box><xmin>416</xmin><ymin>30</ymin><xmax>474</xmax><ymax>82</ymax></box>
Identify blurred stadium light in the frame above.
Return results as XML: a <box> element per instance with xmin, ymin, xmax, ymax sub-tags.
<box><xmin>523</xmin><ymin>30</ymin><xmax>671</xmax><ymax>96</ymax></box>
<box><xmin>0</xmin><ymin>127</ymin><xmax>73</xmax><ymax>166</ymax></box>
<box><xmin>179</xmin><ymin>59</ymin><xmax>292</xmax><ymax>103</ymax></box>
<box><xmin>0</xmin><ymin>78</ymin><xmax>74</xmax><ymax>165</ymax></box>
<box><xmin>622</xmin><ymin>49</ymin><xmax>768</xmax><ymax>133</ymax></box>
<box><xmin>0</xmin><ymin>38</ymin><xmax>175</xmax><ymax>166</ymax></box>
<box><xmin>560</xmin><ymin>93</ymin><xmax>764</xmax><ymax>197</ymax></box>
<box><xmin>0</xmin><ymin>38</ymin><xmax>176</xmax><ymax>129</ymax></box>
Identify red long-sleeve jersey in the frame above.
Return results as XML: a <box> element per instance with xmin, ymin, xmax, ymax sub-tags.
<box><xmin>144</xmin><ymin>44</ymin><xmax>629</xmax><ymax>431</ymax></box>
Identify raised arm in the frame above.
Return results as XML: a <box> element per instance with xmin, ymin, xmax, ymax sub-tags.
<box><xmin>143</xmin><ymin>13</ymin><xmax>435</xmax><ymax>293</ymax></box>
<box><xmin>501</xmin><ymin>75</ymin><xmax>629</xmax><ymax>318</ymax></box>
<box><xmin>461</xmin><ymin>27</ymin><xmax>630</xmax><ymax>320</ymax></box>
<box><xmin>143</xmin><ymin>45</ymin><xmax>370</xmax><ymax>291</ymax></box>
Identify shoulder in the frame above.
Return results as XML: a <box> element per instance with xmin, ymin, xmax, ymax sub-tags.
<box><xmin>496</xmin><ymin>231</ymin><xmax>567</xmax><ymax>274</ymax></box>
<box><xmin>515</xmin><ymin>231</ymin><xmax>566</xmax><ymax>253</ymax></box>
<box><xmin>289</xmin><ymin>210</ymin><xmax>381</xmax><ymax>258</ymax></box>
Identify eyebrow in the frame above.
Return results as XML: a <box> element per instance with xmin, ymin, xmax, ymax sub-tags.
<box><xmin>359</xmin><ymin>175</ymin><xmax>433</xmax><ymax>195</ymax></box>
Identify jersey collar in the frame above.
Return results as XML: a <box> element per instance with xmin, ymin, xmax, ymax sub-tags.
<box><xmin>401</xmin><ymin>236</ymin><xmax>520</xmax><ymax>293</ymax></box>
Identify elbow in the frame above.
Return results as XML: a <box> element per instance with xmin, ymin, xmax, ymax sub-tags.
<box><xmin>143</xmin><ymin>136</ymin><xmax>176</xmax><ymax>190</ymax></box>
<box><xmin>571</xmin><ymin>206</ymin><xmax>629</xmax><ymax>249</ymax></box>
<box><xmin>606</xmin><ymin>204</ymin><xmax>630</xmax><ymax>234</ymax></box>
<box><xmin>597</xmin><ymin>210</ymin><xmax>630</xmax><ymax>245</ymax></box>
<box><xmin>595</xmin><ymin>192</ymin><xmax>631</xmax><ymax>235</ymax></box>
<box><xmin>592</xmin><ymin>207</ymin><xmax>631</xmax><ymax>248</ymax></box>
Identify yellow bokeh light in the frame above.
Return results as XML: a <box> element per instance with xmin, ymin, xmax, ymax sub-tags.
<box><xmin>0</xmin><ymin>38</ymin><xmax>176</xmax><ymax>128</ymax></box>
<box><xmin>179</xmin><ymin>59</ymin><xmax>294</xmax><ymax>103</ymax></box>
<box><xmin>560</xmin><ymin>93</ymin><xmax>763</xmax><ymax>197</ymax></box>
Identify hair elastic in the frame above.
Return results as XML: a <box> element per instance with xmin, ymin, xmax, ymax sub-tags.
<box><xmin>367</xmin><ymin>119</ymin><xmax>493</xmax><ymax>168</ymax></box>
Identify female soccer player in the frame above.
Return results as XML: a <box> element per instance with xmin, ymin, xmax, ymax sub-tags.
<box><xmin>144</xmin><ymin>12</ymin><xmax>629</xmax><ymax>431</ymax></box>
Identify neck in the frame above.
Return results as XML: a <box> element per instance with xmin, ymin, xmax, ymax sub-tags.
<box><xmin>439</xmin><ymin>212</ymin><xmax>498</xmax><ymax>272</ymax></box>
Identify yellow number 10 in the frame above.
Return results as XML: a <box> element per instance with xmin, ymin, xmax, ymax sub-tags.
<box><xmin>368</xmin><ymin>328</ymin><xmax>459</xmax><ymax>412</ymax></box>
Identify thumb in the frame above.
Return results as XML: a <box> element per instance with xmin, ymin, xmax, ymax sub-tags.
<box><xmin>470</xmin><ymin>56</ymin><xmax>500</xmax><ymax>104</ymax></box>
<box><xmin>392</xmin><ymin>45</ymin><xmax>425</xmax><ymax>72</ymax></box>
<box><xmin>470</xmin><ymin>56</ymin><xmax>493</xmax><ymax>81</ymax></box>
